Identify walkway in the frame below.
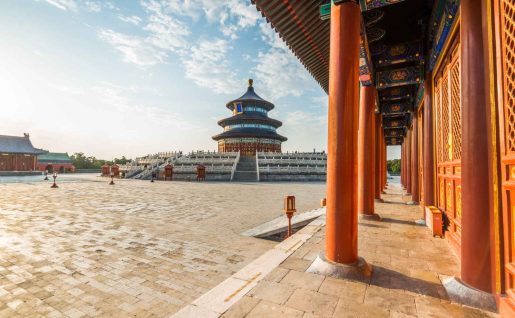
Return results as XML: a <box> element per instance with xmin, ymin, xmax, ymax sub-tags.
<box><xmin>219</xmin><ymin>182</ymin><xmax>497</xmax><ymax>318</ymax></box>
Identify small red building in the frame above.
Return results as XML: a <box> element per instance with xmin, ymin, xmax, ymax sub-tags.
<box><xmin>37</xmin><ymin>152</ymin><xmax>75</xmax><ymax>173</ymax></box>
<box><xmin>0</xmin><ymin>134</ymin><xmax>47</xmax><ymax>171</ymax></box>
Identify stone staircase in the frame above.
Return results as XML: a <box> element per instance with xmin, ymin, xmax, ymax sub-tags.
<box><xmin>232</xmin><ymin>156</ymin><xmax>258</xmax><ymax>182</ymax></box>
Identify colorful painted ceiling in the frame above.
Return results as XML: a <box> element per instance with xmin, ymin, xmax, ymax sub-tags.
<box><xmin>251</xmin><ymin>0</ymin><xmax>457</xmax><ymax>145</ymax></box>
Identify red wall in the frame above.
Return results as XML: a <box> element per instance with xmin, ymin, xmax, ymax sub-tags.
<box><xmin>37</xmin><ymin>163</ymin><xmax>75</xmax><ymax>173</ymax></box>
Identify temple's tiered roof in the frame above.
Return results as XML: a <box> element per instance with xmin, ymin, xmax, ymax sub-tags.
<box><xmin>212</xmin><ymin>79</ymin><xmax>287</xmax><ymax>143</ymax></box>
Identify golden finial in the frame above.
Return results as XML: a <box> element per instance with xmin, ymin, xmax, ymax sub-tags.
<box><xmin>248</xmin><ymin>79</ymin><xmax>253</xmax><ymax>87</ymax></box>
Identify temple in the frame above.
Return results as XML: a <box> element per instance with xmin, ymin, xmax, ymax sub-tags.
<box><xmin>37</xmin><ymin>152</ymin><xmax>75</xmax><ymax>173</ymax></box>
<box><xmin>0</xmin><ymin>134</ymin><xmax>47</xmax><ymax>171</ymax></box>
<box><xmin>248</xmin><ymin>0</ymin><xmax>515</xmax><ymax>315</ymax></box>
<box><xmin>212</xmin><ymin>79</ymin><xmax>287</xmax><ymax>155</ymax></box>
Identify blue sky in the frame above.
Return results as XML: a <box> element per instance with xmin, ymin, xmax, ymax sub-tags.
<box><xmin>0</xmin><ymin>0</ymin><xmax>400</xmax><ymax>160</ymax></box>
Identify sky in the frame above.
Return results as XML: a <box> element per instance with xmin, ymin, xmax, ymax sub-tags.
<box><xmin>0</xmin><ymin>0</ymin><xmax>400</xmax><ymax>160</ymax></box>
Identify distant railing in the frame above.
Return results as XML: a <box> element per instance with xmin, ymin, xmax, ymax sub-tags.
<box><xmin>255</xmin><ymin>152</ymin><xmax>260</xmax><ymax>182</ymax></box>
<box><xmin>230</xmin><ymin>152</ymin><xmax>241</xmax><ymax>181</ymax></box>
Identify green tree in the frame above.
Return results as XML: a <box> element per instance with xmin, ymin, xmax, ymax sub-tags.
<box><xmin>387</xmin><ymin>159</ymin><xmax>401</xmax><ymax>174</ymax></box>
<box><xmin>70</xmin><ymin>152</ymin><xmax>112</xmax><ymax>169</ymax></box>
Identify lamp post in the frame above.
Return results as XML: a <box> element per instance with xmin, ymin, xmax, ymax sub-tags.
<box><xmin>109</xmin><ymin>172</ymin><xmax>115</xmax><ymax>185</ymax></box>
<box><xmin>44</xmin><ymin>170</ymin><xmax>49</xmax><ymax>181</ymax></box>
<box><xmin>50</xmin><ymin>172</ymin><xmax>58</xmax><ymax>188</ymax></box>
<box><xmin>284</xmin><ymin>195</ymin><xmax>296</xmax><ymax>238</ymax></box>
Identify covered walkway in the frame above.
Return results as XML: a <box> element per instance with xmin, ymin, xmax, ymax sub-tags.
<box><xmin>219</xmin><ymin>182</ymin><xmax>496</xmax><ymax>317</ymax></box>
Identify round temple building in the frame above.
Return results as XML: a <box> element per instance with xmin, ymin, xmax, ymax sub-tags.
<box><xmin>212</xmin><ymin>79</ymin><xmax>287</xmax><ymax>156</ymax></box>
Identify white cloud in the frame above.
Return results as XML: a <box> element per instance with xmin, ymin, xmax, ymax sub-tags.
<box><xmin>283</xmin><ymin>110</ymin><xmax>326</xmax><ymax>128</ymax></box>
<box><xmin>118</xmin><ymin>14</ymin><xmax>143</xmax><ymax>26</ymax></box>
<box><xmin>84</xmin><ymin>1</ymin><xmax>101</xmax><ymax>12</ymax></box>
<box><xmin>252</xmin><ymin>48</ymin><xmax>311</xmax><ymax>100</ymax></box>
<box><xmin>40</xmin><ymin>0</ymin><xmax>77</xmax><ymax>12</ymax></box>
<box><xmin>99</xmin><ymin>1</ymin><xmax>190</xmax><ymax>68</ymax></box>
<box><xmin>141</xmin><ymin>0</ymin><xmax>190</xmax><ymax>53</ymax></box>
<box><xmin>97</xmin><ymin>29</ymin><xmax>166</xmax><ymax>67</ymax></box>
<box><xmin>181</xmin><ymin>39</ymin><xmax>240</xmax><ymax>95</ymax></box>
<box><xmin>91</xmin><ymin>83</ymin><xmax>192</xmax><ymax>128</ymax></box>
<box><xmin>250</xmin><ymin>19</ymin><xmax>320</xmax><ymax>101</ymax></box>
<box><xmin>153</xmin><ymin>0</ymin><xmax>260</xmax><ymax>39</ymax></box>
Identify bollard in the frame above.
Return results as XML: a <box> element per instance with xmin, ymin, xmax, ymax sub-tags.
<box><xmin>50</xmin><ymin>172</ymin><xmax>58</xmax><ymax>188</ymax></box>
<box><xmin>320</xmin><ymin>198</ymin><xmax>326</xmax><ymax>207</ymax></box>
<box><xmin>284</xmin><ymin>195</ymin><xmax>296</xmax><ymax>238</ymax></box>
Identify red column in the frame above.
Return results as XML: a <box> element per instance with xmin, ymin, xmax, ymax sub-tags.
<box><xmin>403</xmin><ymin>142</ymin><xmax>407</xmax><ymax>188</ymax></box>
<box><xmin>383</xmin><ymin>131</ymin><xmax>387</xmax><ymax>191</ymax></box>
<box><xmin>358</xmin><ymin>86</ymin><xmax>376</xmax><ymax>216</ymax></box>
<box><xmin>381</xmin><ymin>137</ymin><xmax>386</xmax><ymax>191</ymax></box>
<box><xmin>411</xmin><ymin>114</ymin><xmax>420</xmax><ymax>203</ymax></box>
<box><xmin>460</xmin><ymin>0</ymin><xmax>494</xmax><ymax>293</ymax></box>
<box><xmin>325</xmin><ymin>1</ymin><xmax>361</xmax><ymax>265</ymax></box>
<box><xmin>403</xmin><ymin>143</ymin><xmax>406</xmax><ymax>187</ymax></box>
<box><xmin>378</xmin><ymin>128</ymin><xmax>383</xmax><ymax>191</ymax></box>
<box><xmin>403</xmin><ymin>140</ymin><xmax>408</xmax><ymax>189</ymax></box>
<box><xmin>406</xmin><ymin>129</ymin><xmax>412</xmax><ymax>194</ymax></box>
<box><xmin>423</xmin><ymin>74</ymin><xmax>435</xmax><ymax>206</ymax></box>
<box><xmin>374</xmin><ymin>113</ymin><xmax>383</xmax><ymax>201</ymax></box>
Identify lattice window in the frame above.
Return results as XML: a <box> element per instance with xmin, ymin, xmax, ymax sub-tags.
<box><xmin>450</xmin><ymin>58</ymin><xmax>462</xmax><ymax>160</ymax></box>
<box><xmin>441</xmin><ymin>72</ymin><xmax>451</xmax><ymax>162</ymax></box>
<box><xmin>501</xmin><ymin>0</ymin><xmax>515</xmax><ymax>153</ymax></box>
<box><xmin>435</xmin><ymin>82</ymin><xmax>444</xmax><ymax>163</ymax></box>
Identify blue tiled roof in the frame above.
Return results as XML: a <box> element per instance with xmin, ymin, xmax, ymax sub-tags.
<box><xmin>0</xmin><ymin>135</ymin><xmax>47</xmax><ymax>155</ymax></box>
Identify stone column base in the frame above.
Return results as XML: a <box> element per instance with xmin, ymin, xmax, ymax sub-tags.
<box><xmin>374</xmin><ymin>198</ymin><xmax>384</xmax><ymax>203</ymax></box>
<box><xmin>307</xmin><ymin>253</ymin><xmax>372</xmax><ymax>282</ymax></box>
<box><xmin>441</xmin><ymin>276</ymin><xmax>497</xmax><ymax>312</ymax></box>
<box><xmin>359</xmin><ymin>213</ymin><xmax>381</xmax><ymax>221</ymax></box>
<box><xmin>406</xmin><ymin>201</ymin><xmax>419</xmax><ymax>205</ymax></box>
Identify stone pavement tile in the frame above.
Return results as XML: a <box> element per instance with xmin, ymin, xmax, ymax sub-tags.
<box><xmin>232</xmin><ymin>248</ymin><xmax>292</xmax><ymax>282</ymax></box>
<box><xmin>285</xmin><ymin>289</ymin><xmax>338</xmax><ymax>317</ymax></box>
<box><xmin>364</xmin><ymin>285</ymin><xmax>417</xmax><ymax>316</ymax></box>
<box><xmin>281</xmin><ymin>270</ymin><xmax>325</xmax><ymax>291</ymax></box>
<box><xmin>0</xmin><ymin>307</ymin><xmax>17</xmax><ymax>317</ymax></box>
<box><xmin>414</xmin><ymin>296</ymin><xmax>498</xmax><ymax>318</ymax></box>
<box><xmin>263</xmin><ymin>267</ymin><xmax>290</xmax><ymax>283</ymax></box>
<box><xmin>0</xmin><ymin>181</ymin><xmax>326</xmax><ymax>317</ymax></box>
<box><xmin>192</xmin><ymin>277</ymin><xmax>258</xmax><ymax>314</ymax></box>
<box><xmin>63</xmin><ymin>307</ymin><xmax>86</xmax><ymax>318</ymax></box>
<box><xmin>280</xmin><ymin>257</ymin><xmax>312</xmax><ymax>272</ymax></box>
<box><xmin>221</xmin><ymin>296</ymin><xmax>260</xmax><ymax>318</ymax></box>
<box><xmin>390</xmin><ymin>310</ymin><xmax>417</xmax><ymax>318</ymax></box>
<box><xmin>318</xmin><ymin>277</ymin><xmax>367</xmax><ymax>303</ymax></box>
<box><xmin>248</xmin><ymin>280</ymin><xmax>295</xmax><ymax>305</ymax></box>
<box><xmin>371</xmin><ymin>266</ymin><xmax>443</xmax><ymax>299</ymax></box>
<box><xmin>246</xmin><ymin>300</ymin><xmax>304</xmax><ymax>318</ymax></box>
<box><xmin>332</xmin><ymin>298</ymin><xmax>389</xmax><ymax>318</ymax></box>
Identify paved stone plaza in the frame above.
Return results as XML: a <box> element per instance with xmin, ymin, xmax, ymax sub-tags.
<box><xmin>0</xmin><ymin>176</ymin><xmax>325</xmax><ymax>317</ymax></box>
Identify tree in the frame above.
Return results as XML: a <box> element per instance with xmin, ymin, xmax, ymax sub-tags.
<box><xmin>71</xmin><ymin>153</ymin><xmax>109</xmax><ymax>169</ymax></box>
<box><xmin>387</xmin><ymin>159</ymin><xmax>401</xmax><ymax>174</ymax></box>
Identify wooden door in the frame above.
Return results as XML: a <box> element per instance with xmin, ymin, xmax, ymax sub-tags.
<box><xmin>497</xmin><ymin>0</ymin><xmax>515</xmax><ymax>310</ymax></box>
<box><xmin>434</xmin><ymin>38</ymin><xmax>462</xmax><ymax>254</ymax></box>
<box><xmin>0</xmin><ymin>154</ymin><xmax>12</xmax><ymax>171</ymax></box>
